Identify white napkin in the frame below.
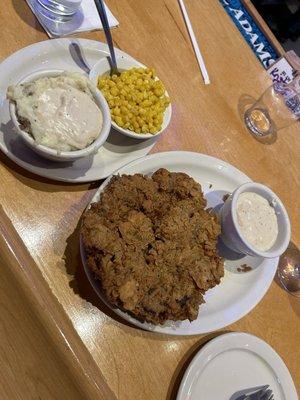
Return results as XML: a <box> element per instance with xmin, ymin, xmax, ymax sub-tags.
<box><xmin>26</xmin><ymin>0</ymin><xmax>119</xmax><ymax>38</ymax></box>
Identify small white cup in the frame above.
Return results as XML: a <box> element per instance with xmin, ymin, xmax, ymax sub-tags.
<box><xmin>220</xmin><ymin>182</ymin><xmax>291</xmax><ymax>258</ymax></box>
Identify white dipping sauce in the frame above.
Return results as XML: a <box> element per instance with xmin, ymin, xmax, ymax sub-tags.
<box><xmin>8</xmin><ymin>73</ymin><xmax>103</xmax><ymax>151</ymax></box>
<box><xmin>236</xmin><ymin>192</ymin><xmax>278</xmax><ymax>251</ymax></box>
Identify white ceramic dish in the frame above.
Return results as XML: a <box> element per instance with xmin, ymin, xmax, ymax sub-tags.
<box><xmin>9</xmin><ymin>69</ymin><xmax>111</xmax><ymax>162</ymax></box>
<box><xmin>177</xmin><ymin>332</ymin><xmax>298</xmax><ymax>400</ymax></box>
<box><xmin>89</xmin><ymin>55</ymin><xmax>172</xmax><ymax>139</ymax></box>
<box><xmin>0</xmin><ymin>38</ymin><xmax>158</xmax><ymax>182</ymax></box>
<box><xmin>80</xmin><ymin>151</ymin><xmax>279</xmax><ymax>335</ymax></box>
<box><xmin>221</xmin><ymin>182</ymin><xmax>291</xmax><ymax>258</ymax></box>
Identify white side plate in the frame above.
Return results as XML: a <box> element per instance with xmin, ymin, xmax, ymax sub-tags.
<box><xmin>0</xmin><ymin>38</ymin><xmax>157</xmax><ymax>182</ymax></box>
<box><xmin>177</xmin><ymin>332</ymin><xmax>298</xmax><ymax>400</ymax></box>
<box><xmin>81</xmin><ymin>151</ymin><xmax>279</xmax><ymax>335</ymax></box>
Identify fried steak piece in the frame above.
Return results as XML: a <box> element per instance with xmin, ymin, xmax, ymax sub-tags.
<box><xmin>81</xmin><ymin>168</ymin><xmax>224</xmax><ymax>325</ymax></box>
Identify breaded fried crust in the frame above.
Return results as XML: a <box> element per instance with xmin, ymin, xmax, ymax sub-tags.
<box><xmin>81</xmin><ymin>169</ymin><xmax>224</xmax><ymax>325</ymax></box>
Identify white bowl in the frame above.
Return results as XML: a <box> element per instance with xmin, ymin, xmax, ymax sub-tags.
<box><xmin>9</xmin><ymin>69</ymin><xmax>111</xmax><ymax>162</ymax></box>
<box><xmin>89</xmin><ymin>56</ymin><xmax>172</xmax><ymax>140</ymax></box>
<box><xmin>220</xmin><ymin>182</ymin><xmax>291</xmax><ymax>258</ymax></box>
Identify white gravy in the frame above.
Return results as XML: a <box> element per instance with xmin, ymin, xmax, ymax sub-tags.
<box><xmin>236</xmin><ymin>192</ymin><xmax>278</xmax><ymax>251</ymax></box>
<box><xmin>8</xmin><ymin>73</ymin><xmax>103</xmax><ymax>151</ymax></box>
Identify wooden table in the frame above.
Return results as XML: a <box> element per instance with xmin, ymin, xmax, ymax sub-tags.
<box><xmin>0</xmin><ymin>1</ymin><xmax>299</xmax><ymax>399</ymax></box>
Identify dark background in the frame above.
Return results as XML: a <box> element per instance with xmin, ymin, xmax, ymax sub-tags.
<box><xmin>252</xmin><ymin>0</ymin><xmax>300</xmax><ymax>53</ymax></box>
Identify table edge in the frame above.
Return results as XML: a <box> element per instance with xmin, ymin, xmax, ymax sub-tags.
<box><xmin>0</xmin><ymin>205</ymin><xmax>117</xmax><ymax>400</ymax></box>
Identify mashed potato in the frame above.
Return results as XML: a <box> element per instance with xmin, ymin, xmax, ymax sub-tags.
<box><xmin>7</xmin><ymin>72</ymin><xmax>103</xmax><ymax>151</ymax></box>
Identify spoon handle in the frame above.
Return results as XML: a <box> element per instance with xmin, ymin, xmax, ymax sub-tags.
<box><xmin>94</xmin><ymin>0</ymin><xmax>118</xmax><ymax>71</ymax></box>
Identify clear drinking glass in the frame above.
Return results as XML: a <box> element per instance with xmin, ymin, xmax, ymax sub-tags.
<box><xmin>37</xmin><ymin>0</ymin><xmax>82</xmax><ymax>18</ymax></box>
<box><xmin>244</xmin><ymin>74</ymin><xmax>300</xmax><ymax>137</ymax></box>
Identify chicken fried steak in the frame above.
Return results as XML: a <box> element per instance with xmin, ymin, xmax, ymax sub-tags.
<box><xmin>81</xmin><ymin>168</ymin><xmax>224</xmax><ymax>325</ymax></box>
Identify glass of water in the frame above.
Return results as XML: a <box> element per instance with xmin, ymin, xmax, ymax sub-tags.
<box><xmin>244</xmin><ymin>74</ymin><xmax>300</xmax><ymax>137</ymax></box>
<box><xmin>37</xmin><ymin>0</ymin><xmax>82</xmax><ymax>18</ymax></box>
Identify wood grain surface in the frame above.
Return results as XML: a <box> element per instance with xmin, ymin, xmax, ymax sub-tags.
<box><xmin>0</xmin><ymin>1</ymin><xmax>299</xmax><ymax>399</ymax></box>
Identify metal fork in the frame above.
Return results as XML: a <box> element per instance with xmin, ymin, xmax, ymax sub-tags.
<box><xmin>235</xmin><ymin>385</ymin><xmax>274</xmax><ymax>400</ymax></box>
<box><xmin>258</xmin><ymin>387</ymin><xmax>274</xmax><ymax>400</ymax></box>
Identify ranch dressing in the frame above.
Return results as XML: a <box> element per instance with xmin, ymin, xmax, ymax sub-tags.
<box><xmin>236</xmin><ymin>192</ymin><xmax>278</xmax><ymax>251</ymax></box>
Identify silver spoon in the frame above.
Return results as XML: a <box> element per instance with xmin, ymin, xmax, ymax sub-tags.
<box><xmin>278</xmin><ymin>242</ymin><xmax>300</xmax><ymax>297</ymax></box>
<box><xmin>94</xmin><ymin>0</ymin><xmax>120</xmax><ymax>76</ymax></box>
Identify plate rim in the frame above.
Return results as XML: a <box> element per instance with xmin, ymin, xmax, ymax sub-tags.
<box><xmin>176</xmin><ymin>332</ymin><xmax>298</xmax><ymax>400</ymax></box>
<box><xmin>80</xmin><ymin>151</ymin><xmax>279</xmax><ymax>335</ymax></box>
<box><xmin>0</xmin><ymin>37</ymin><xmax>156</xmax><ymax>183</ymax></box>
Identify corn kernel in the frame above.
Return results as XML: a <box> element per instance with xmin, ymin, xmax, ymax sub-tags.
<box><xmin>111</xmin><ymin>87</ymin><xmax>119</xmax><ymax>96</ymax></box>
<box><xmin>154</xmin><ymin>88</ymin><xmax>164</xmax><ymax>97</ymax></box>
<box><xmin>113</xmin><ymin>107</ymin><xmax>121</xmax><ymax>116</ymax></box>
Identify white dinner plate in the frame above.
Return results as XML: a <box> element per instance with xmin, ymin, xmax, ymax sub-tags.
<box><xmin>177</xmin><ymin>332</ymin><xmax>298</xmax><ymax>400</ymax></box>
<box><xmin>0</xmin><ymin>38</ymin><xmax>157</xmax><ymax>182</ymax></box>
<box><xmin>80</xmin><ymin>151</ymin><xmax>279</xmax><ymax>335</ymax></box>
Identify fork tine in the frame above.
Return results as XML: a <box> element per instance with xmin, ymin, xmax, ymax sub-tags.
<box><xmin>266</xmin><ymin>390</ymin><xmax>273</xmax><ymax>399</ymax></box>
<box><xmin>258</xmin><ymin>389</ymin><xmax>266</xmax><ymax>399</ymax></box>
<box><xmin>259</xmin><ymin>385</ymin><xmax>270</xmax><ymax>396</ymax></box>
<box><xmin>259</xmin><ymin>389</ymin><xmax>268</xmax><ymax>399</ymax></box>
<box><xmin>260</xmin><ymin>389</ymin><xmax>273</xmax><ymax>400</ymax></box>
<box><xmin>260</xmin><ymin>385</ymin><xmax>270</xmax><ymax>391</ymax></box>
